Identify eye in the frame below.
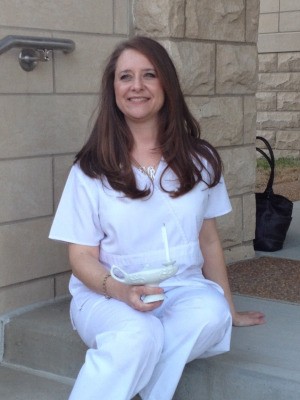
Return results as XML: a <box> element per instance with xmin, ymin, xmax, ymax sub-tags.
<box><xmin>144</xmin><ymin>71</ymin><xmax>157</xmax><ymax>79</ymax></box>
<box><xmin>119</xmin><ymin>73</ymin><xmax>132</xmax><ymax>81</ymax></box>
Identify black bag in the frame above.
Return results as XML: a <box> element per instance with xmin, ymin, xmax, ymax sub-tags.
<box><xmin>254</xmin><ymin>136</ymin><xmax>293</xmax><ymax>252</ymax></box>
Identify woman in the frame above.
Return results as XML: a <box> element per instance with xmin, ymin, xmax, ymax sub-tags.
<box><xmin>50</xmin><ymin>36</ymin><xmax>265</xmax><ymax>400</ymax></box>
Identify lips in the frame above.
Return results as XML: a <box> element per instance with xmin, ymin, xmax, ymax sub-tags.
<box><xmin>128</xmin><ymin>96</ymin><xmax>149</xmax><ymax>102</ymax></box>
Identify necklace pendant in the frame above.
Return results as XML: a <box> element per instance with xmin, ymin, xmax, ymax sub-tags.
<box><xmin>131</xmin><ymin>156</ymin><xmax>157</xmax><ymax>181</ymax></box>
<box><xmin>140</xmin><ymin>165</ymin><xmax>156</xmax><ymax>181</ymax></box>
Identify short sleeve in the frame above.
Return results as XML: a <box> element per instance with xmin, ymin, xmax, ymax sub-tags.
<box><xmin>204</xmin><ymin>175</ymin><xmax>232</xmax><ymax>219</ymax></box>
<box><xmin>49</xmin><ymin>164</ymin><xmax>104</xmax><ymax>246</ymax></box>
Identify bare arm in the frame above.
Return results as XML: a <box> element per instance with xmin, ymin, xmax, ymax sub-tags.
<box><xmin>199</xmin><ymin>218</ymin><xmax>265</xmax><ymax>327</ymax></box>
<box><xmin>68</xmin><ymin>243</ymin><xmax>163</xmax><ymax>312</ymax></box>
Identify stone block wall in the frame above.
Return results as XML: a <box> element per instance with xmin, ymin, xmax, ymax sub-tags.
<box><xmin>257</xmin><ymin>0</ymin><xmax>300</xmax><ymax>157</ymax></box>
<box><xmin>0</xmin><ymin>0</ymin><xmax>129</xmax><ymax>315</ymax></box>
<box><xmin>0</xmin><ymin>0</ymin><xmax>259</xmax><ymax>315</ymax></box>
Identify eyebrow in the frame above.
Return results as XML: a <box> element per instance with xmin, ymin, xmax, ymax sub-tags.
<box><xmin>117</xmin><ymin>68</ymin><xmax>156</xmax><ymax>74</ymax></box>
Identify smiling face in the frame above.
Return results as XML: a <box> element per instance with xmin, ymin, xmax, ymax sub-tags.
<box><xmin>114</xmin><ymin>49</ymin><xmax>165</xmax><ymax>128</ymax></box>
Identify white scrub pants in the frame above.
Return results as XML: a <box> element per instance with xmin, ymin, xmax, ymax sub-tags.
<box><xmin>69</xmin><ymin>284</ymin><xmax>232</xmax><ymax>400</ymax></box>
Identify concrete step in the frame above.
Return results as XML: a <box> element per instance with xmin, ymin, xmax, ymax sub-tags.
<box><xmin>1</xmin><ymin>296</ymin><xmax>300</xmax><ymax>399</ymax></box>
<box><xmin>2</xmin><ymin>299</ymin><xmax>86</xmax><ymax>379</ymax></box>
<box><xmin>174</xmin><ymin>296</ymin><xmax>300</xmax><ymax>400</ymax></box>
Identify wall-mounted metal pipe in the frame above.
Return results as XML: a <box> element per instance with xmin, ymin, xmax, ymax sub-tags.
<box><xmin>0</xmin><ymin>35</ymin><xmax>75</xmax><ymax>71</ymax></box>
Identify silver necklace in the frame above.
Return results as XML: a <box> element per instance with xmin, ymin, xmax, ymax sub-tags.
<box><xmin>132</xmin><ymin>157</ymin><xmax>156</xmax><ymax>181</ymax></box>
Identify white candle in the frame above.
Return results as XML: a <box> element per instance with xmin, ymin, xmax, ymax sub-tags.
<box><xmin>161</xmin><ymin>224</ymin><xmax>171</xmax><ymax>262</ymax></box>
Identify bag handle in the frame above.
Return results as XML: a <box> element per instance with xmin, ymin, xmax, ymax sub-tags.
<box><xmin>256</xmin><ymin>136</ymin><xmax>275</xmax><ymax>194</ymax></box>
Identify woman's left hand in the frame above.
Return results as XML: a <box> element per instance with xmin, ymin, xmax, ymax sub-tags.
<box><xmin>232</xmin><ymin>311</ymin><xmax>266</xmax><ymax>327</ymax></box>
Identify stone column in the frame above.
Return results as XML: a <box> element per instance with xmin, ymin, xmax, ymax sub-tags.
<box><xmin>133</xmin><ymin>0</ymin><xmax>260</xmax><ymax>262</ymax></box>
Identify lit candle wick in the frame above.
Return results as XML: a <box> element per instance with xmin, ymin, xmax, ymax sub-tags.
<box><xmin>161</xmin><ymin>224</ymin><xmax>171</xmax><ymax>262</ymax></box>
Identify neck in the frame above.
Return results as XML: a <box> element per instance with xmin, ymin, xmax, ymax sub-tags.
<box><xmin>131</xmin><ymin>139</ymin><xmax>161</xmax><ymax>169</ymax></box>
<box><xmin>127</xmin><ymin>118</ymin><xmax>159</xmax><ymax>146</ymax></box>
<box><xmin>126</xmin><ymin>119</ymin><xmax>162</xmax><ymax>166</ymax></box>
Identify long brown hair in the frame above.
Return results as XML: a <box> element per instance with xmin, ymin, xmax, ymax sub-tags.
<box><xmin>75</xmin><ymin>36</ymin><xmax>222</xmax><ymax>198</ymax></box>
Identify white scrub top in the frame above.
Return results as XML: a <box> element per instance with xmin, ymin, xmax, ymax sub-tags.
<box><xmin>49</xmin><ymin>159</ymin><xmax>232</xmax><ymax>308</ymax></box>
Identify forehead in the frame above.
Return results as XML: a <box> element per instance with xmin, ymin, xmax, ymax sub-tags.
<box><xmin>115</xmin><ymin>49</ymin><xmax>155</xmax><ymax>71</ymax></box>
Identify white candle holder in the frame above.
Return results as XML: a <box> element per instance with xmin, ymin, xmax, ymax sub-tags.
<box><xmin>110</xmin><ymin>260</ymin><xmax>178</xmax><ymax>303</ymax></box>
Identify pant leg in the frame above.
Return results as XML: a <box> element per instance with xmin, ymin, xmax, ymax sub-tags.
<box><xmin>69</xmin><ymin>296</ymin><xmax>164</xmax><ymax>400</ymax></box>
<box><xmin>139</xmin><ymin>283</ymin><xmax>232</xmax><ymax>400</ymax></box>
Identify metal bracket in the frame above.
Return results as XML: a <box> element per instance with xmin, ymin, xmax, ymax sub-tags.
<box><xmin>18</xmin><ymin>48</ymin><xmax>53</xmax><ymax>71</ymax></box>
<box><xmin>0</xmin><ymin>35</ymin><xmax>75</xmax><ymax>71</ymax></box>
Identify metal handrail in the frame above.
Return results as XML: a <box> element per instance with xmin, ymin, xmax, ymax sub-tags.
<box><xmin>0</xmin><ymin>35</ymin><xmax>75</xmax><ymax>55</ymax></box>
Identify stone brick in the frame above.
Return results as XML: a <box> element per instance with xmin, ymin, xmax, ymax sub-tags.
<box><xmin>257</xmin><ymin>111</ymin><xmax>300</xmax><ymax>129</ymax></box>
<box><xmin>185</xmin><ymin>0</ymin><xmax>245</xmax><ymax>42</ymax></box>
<box><xmin>281</xmin><ymin>0</ymin><xmax>300</xmax><ymax>11</ymax></box>
<box><xmin>258</xmin><ymin>32</ymin><xmax>300</xmax><ymax>53</ymax></box>
<box><xmin>217</xmin><ymin>197</ymin><xmax>242</xmax><ymax>248</ymax></box>
<box><xmin>0</xmin><ymin>218</ymin><xmax>69</xmax><ymax>287</ymax></box>
<box><xmin>0</xmin><ymin>158</ymin><xmax>52</xmax><ymax>223</ymax></box>
<box><xmin>256</xmin><ymin>92</ymin><xmax>277</xmax><ymax>111</ymax></box>
<box><xmin>258</xmin><ymin>72</ymin><xmax>300</xmax><ymax>91</ymax></box>
<box><xmin>220</xmin><ymin>146</ymin><xmax>256</xmax><ymax>196</ymax></box>
<box><xmin>53</xmin><ymin>155</ymin><xmax>75</xmax><ymax>209</ymax></box>
<box><xmin>54</xmin><ymin>34</ymin><xmax>121</xmax><ymax>93</ymax></box>
<box><xmin>274</xmin><ymin>149</ymin><xmax>300</xmax><ymax>158</ymax></box>
<box><xmin>258</xmin><ymin>13</ymin><xmax>279</xmax><ymax>34</ymax></box>
<box><xmin>280</xmin><ymin>11</ymin><xmax>300</xmax><ymax>32</ymax></box>
<box><xmin>278</xmin><ymin>52</ymin><xmax>300</xmax><ymax>72</ymax></box>
<box><xmin>243</xmin><ymin>194</ymin><xmax>256</xmax><ymax>241</ymax></box>
<box><xmin>258</xmin><ymin>53</ymin><xmax>277</xmax><ymax>73</ymax></box>
<box><xmin>244</xmin><ymin>96</ymin><xmax>258</xmax><ymax>144</ymax></box>
<box><xmin>114</xmin><ymin>0</ymin><xmax>129</xmax><ymax>34</ymax></box>
<box><xmin>277</xmin><ymin>92</ymin><xmax>300</xmax><ymax>111</ymax></box>
<box><xmin>276</xmin><ymin>131</ymin><xmax>300</xmax><ymax>150</ymax></box>
<box><xmin>185</xmin><ymin>96</ymin><xmax>243</xmax><ymax>147</ymax></box>
<box><xmin>0</xmin><ymin>0</ymin><xmax>113</xmax><ymax>33</ymax></box>
<box><xmin>133</xmin><ymin>0</ymin><xmax>185</xmax><ymax>37</ymax></box>
<box><xmin>0</xmin><ymin>279</ymin><xmax>54</xmax><ymax>315</ymax></box>
<box><xmin>0</xmin><ymin>95</ymin><xmax>95</xmax><ymax>158</ymax></box>
<box><xmin>246</xmin><ymin>0</ymin><xmax>260</xmax><ymax>42</ymax></box>
<box><xmin>216</xmin><ymin>44</ymin><xmax>258</xmax><ymax>94</ymax></box>
<box><xmin>162</xmin><ymin>41</ymin><xmax>215</xmax><ymax>95</ymax></box>
<box><xmin>260</xmin><ymin>0</ymin><xmax>279</xmax><ymax>13</ymax></box>
<box><xmin>256</xmin><ymin>131</ymin><xmax>276</xmax><ymax>148</ymax></box>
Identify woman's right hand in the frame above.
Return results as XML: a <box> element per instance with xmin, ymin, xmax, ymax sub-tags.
<box><xmin>108</xmin><ymin>278</ymin><xmax>164</xmax><ymax>312</ymax></box>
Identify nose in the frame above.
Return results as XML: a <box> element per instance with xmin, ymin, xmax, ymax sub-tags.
<box><xmin>132</xmin><ymin>75</ymin><xmax>143</xmax><ymax>91</ymax></box>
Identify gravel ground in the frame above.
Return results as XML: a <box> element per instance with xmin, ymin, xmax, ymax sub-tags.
<box><xmin>228</xmin><ymin>257</ymin><xmax>300</xmax><ymax>303</ymax></box>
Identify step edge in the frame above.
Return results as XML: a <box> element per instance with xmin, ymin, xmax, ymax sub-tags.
<box><xmin>0</xmin><ymin>361</ymin><xmax>75</xmax><ymax>386</ymax></box>
<box><xmin>0</xmin><ymin>295</ymin><xmax>71</xmax><ymax>361</ymax></box>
